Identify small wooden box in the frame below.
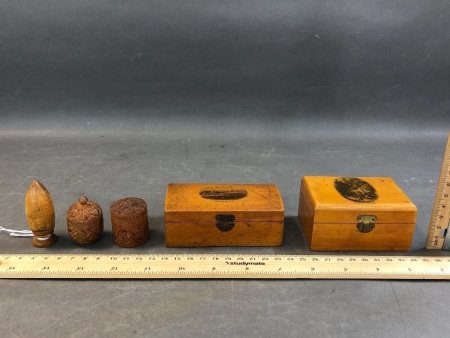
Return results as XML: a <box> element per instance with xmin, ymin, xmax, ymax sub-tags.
<box><xmin>298</xmin><ymin>176</ymin><xmax>417</xmax><ymax>251</ymax></box>
<box><xmin>165</xmin><ymin>183</ymin><xmax>284</xmax><ymax>247</ymax></box>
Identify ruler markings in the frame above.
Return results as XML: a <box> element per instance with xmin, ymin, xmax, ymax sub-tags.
<box><xmin>426</xmin><ymin>133</ymin><xmax>450</xmax><ymax>249</ymax></box>
<box><xmin>0</xmin><ymin>254</ymin><xmax>449</xmax><ymax>279</ymax></box>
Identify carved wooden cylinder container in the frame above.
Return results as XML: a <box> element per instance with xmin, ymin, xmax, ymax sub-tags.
<box><xmin>24</xmin><ymin>180</ymin><xmax>57</xmax><ymax>248</ymax></box>
<box><xmin>110</xmin><ymin>197</ymin><xmax>149</xmax><ymax>248</ymax></box>
<box><xmin>66</xmin><ymin>196</ymin><xmax>104</xmax><ymax>244</ymax></box>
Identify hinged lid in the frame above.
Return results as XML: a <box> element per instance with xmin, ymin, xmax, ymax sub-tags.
<box><xmin>165</xmin><ymin>183</ymin><xmax>284</xmax><ymax>223</ymax></box>
<box><xmin>302</xmin><ymin>176</ymin><xmax>417</xmax><ymax>224</ymax></box>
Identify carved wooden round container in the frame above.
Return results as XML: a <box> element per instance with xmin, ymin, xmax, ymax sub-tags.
<box><xmin>66</xmin><ymin>196</ymin><xmax>104</xmax><ymax>244</ymax></box>
<box><xmin>110</xmin><ymin>197</ymin><xmax>149</xmax><ymax>248</ymax></box>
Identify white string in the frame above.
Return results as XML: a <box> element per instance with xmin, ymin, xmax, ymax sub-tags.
<box><xmin>36</xmin><ymin>234</ymin><xmax>52</xmax><ymax>241</ymax></box>
<box><xmin>0</xmin><ymin>226</ymin><xmax>33</xmax><ymax>238</ymax></box>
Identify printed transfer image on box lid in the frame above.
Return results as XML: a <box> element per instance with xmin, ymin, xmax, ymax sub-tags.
<box><xmin>165</xmin><ymin>183</ymin><xmax>284</xmax><ymax>223</ymax></box>
<box><xmin>301</xmin><ymin>176</ymin><xmax>417</xmax><ymax>224</ymax></box>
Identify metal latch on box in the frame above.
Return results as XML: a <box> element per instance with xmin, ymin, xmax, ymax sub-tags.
<box><xmin>215</xmin><ymin>214</ymin><xmax>235</xmax><ymax>232</ymax></box>
<box><xmin>356</xmin><ymin>215</ymin><xmax>377</xmax><ymax>233</ymax></box>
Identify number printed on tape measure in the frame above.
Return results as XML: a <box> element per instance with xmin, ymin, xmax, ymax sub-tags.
<box><xmin>1</xmin><ymin>254</ymin><xmax>450</xmax><ymax>279</ymax></box>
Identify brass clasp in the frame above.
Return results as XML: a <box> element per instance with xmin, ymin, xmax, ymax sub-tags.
<box><xmin>356</xmin><ymin>215</ymin><xmax>377</xmax><ymax>233</ymax></box>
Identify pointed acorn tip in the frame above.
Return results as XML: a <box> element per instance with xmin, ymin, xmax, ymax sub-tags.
<box><xmin>30</xmin><ymin>180</ymin><xmax>41</xmax><ymax>188</ymax></box>
<box><xmin>29</xmin><ymin>180</ymin><xmax>48</xmax><ymax>192</ymax></box>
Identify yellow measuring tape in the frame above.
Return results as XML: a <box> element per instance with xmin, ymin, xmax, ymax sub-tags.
<box><xmin>1</xmin><ymin>254</ymin><xmax>449</xmax><ymax>279</ymax></box>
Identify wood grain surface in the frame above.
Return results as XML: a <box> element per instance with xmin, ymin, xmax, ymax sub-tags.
<box><xmin>298</xmin><ymin>176</ymin><xmax>417</xmax><ymax>251</ymax></box>
<box><xmin>165</xmin><ymin>183</ymin><xmax>284</xmax><ymax>247</ymax></box>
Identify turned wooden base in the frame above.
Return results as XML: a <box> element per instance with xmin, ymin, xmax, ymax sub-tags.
<box><xmin>32</xmin><ymin>234</ymin><xmax>57</xmax><ymax>248</ymax></box>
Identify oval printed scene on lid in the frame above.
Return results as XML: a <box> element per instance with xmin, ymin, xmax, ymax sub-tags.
<box><xmin>199</xmin><ymin>190</ymin><xmax>248</xmax><ymax>200</ymax></box>
<box><xmin>334</xmin><ymin>177</ymin><xmax>378</xmax><ymax>203</ymax></box>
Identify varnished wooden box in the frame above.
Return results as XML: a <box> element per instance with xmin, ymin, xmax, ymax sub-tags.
<box><xmin>298</xmin><ymin>176</ymin><xmax>417</xmax><ymax>251</ymax></box>
<box><xmin>165</xmin><ymin>183</ymin><xmax>284</xmax><ymax>247</ymax></box>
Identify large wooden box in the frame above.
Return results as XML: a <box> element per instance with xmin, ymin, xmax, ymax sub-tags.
<box><xmin>165</xmin><ymin>183</ymin><xmax>284</xmax><ymax>247</ymax></box>
<box><xmin>298</xmin><ymin>176</ymin><xmax>417</xmax><ymax>251</ymax></box>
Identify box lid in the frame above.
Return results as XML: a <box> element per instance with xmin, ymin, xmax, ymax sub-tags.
<box><xmin>165</xmin><ymin>183</ymin><xmax>284</xmax><ymax>222</ymax></box>
<box><xmin>302</xmin><ymin>176</ymin><xmax>417</xmax><ymax>224</ymax></box>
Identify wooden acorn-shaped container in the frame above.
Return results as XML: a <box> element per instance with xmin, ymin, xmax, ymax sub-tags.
<box><xmin>24</xmin><ymin>180</ymin><xmax>57</xmax><ymax>248</ymax></box>
<box><xmin>66</xmin><ymin>196</ymin><xmax>104</xmax><ymax>244</ymax></box>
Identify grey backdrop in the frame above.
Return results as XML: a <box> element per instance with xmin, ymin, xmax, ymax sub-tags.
<box><xmin>1</xmin><ymin>1</ymin><xmax>450</xmax><ymax>337</ymax></box>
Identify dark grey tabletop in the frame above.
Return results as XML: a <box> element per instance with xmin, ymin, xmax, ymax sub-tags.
<box><xmin>1</xmin><ymin>1</ymin><xmax>450</xmax><ymax>337</ymax></box>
